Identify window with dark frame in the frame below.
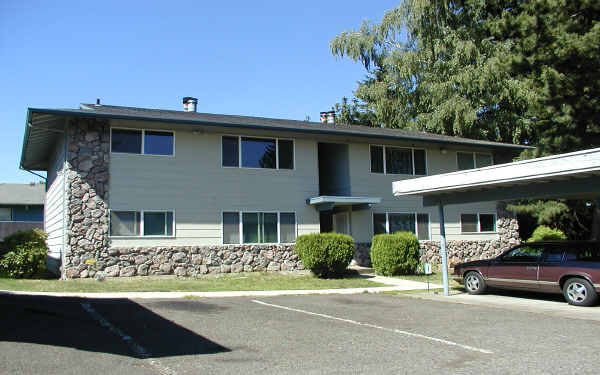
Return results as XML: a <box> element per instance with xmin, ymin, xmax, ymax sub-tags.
<box><xmin>111</xmin><ymin>128</ymin><xmax>174</xmax><ymax>155</ymax></box>
<box><xmin>109</xmin><ymin>210</ymin><xmax>173</xmax><ymax>237</ymax></box>
<box><xmin>222</xmin><ymin>136</ymin><xmax>293</xmax><ymax>169</ymax></box>
<box><xmin>373</xmin><ymin>212</ymin><xmax>430</xmax><ymax>240</ymax></box>
<box><xmin>223</xmin><ymin>211</ymin><xmax>296</xmax><ymax>244</ymax></box>
<box><xmin>457</xmin><ymin>152</ymin><xmax>493</xmax><ymax>170</ymax></box>
<box><xmin>460</xmin><ymin>213</ymin><xmax>496</xmax><ymax>233</ymax></box>
<box><xmin>370</xmin><ymin>145</ymin><xmax>426</xmax><ymax>175</ymax></box>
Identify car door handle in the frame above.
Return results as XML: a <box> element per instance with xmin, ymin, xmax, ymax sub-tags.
<box><xmin>526</xmin><ymin>266</ymin><xmax>537</xmax><ymax>271</ymax></box>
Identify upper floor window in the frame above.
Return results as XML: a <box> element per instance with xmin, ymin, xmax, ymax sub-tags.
<box><xmin>460</xmin><ymin>213</ymin><xmax>496</xmax><ymax>233</ymax></box>
<box><xmin>222</xmin><ymin>136</ymin><xmax>294</xmax><ymax>169</ymax></box>
<box><xmin>457</xmin><ymin>152</ymin><xmax>492</xmax><ymax>170</ymax></box>
<box><xmin>373</xmin><ymin>212</ymin><xmax>430</xmax><ymax>240</ymax></box>
<box><xmin>370</xmin><ymin>145</ymin><xmax>426</xmax><ymax>175</ymax></box>
<box><xmin>111</xmin><ymin>128</ymin><xmax>174</xmax><ymax>155</ymax></box>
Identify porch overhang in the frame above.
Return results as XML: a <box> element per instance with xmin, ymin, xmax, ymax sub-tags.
<box><xmin>306</xmin><ymin>196</ymin><xmax>382</xmax><ymax>212</ymax></box>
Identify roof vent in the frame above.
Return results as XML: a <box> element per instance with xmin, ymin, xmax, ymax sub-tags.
<box><xmin>182</xmin><ymin>97</ymin><xmax>198</xmax><ymax>112</ymax></box>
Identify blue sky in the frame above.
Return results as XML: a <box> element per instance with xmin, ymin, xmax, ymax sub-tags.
<box><xmin>0</xmin><ymin>1</ymin><xmax>399</xmax><ymax>183</ymax></box>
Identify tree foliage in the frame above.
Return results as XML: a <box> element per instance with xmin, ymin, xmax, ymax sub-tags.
<box><xmin>331</xmin><ymin>1</ymin><xmax>600</xmax><ymax>239</ymax></box>
<box><xmin>330</xmin><ymin>0</ymin><xmax>600</xmax><ymax>151</ymax></box>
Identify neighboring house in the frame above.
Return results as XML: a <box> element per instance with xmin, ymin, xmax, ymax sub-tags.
<box><xmin>20</xmin><ymin>99</ymin><xmax>528</xmax><ymax>278</ymax></box>
<box><xmin>0</xmin><ymin>183</ymin><xmax>44</xmax><ymax>241</ymax></box>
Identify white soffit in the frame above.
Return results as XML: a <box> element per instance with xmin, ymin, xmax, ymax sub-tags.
<box><xmin>393</xmin><ymin>147</ymin><xmax>600</xmax><ymax>196</ymax></box>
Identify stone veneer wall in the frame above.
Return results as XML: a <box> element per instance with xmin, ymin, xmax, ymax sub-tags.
<box><xmin>352</xmin><ymin>203</ymin><xmax>520</xmax><ymax>267</ymax></box>
<box><xmin>93</xmin><ymin>245</ymin><xmax>302</xmax><ymax>278</ymax></box>
<box><xmin>63</xmin><ymin>118</ymin><xmax>111</xmax><ymax>279</ymax></box>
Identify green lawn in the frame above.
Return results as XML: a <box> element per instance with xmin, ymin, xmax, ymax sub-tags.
<box><xmin>0</xmin><ymin>272</ymin><xmax>385</xmax><ymax>293</ymax></box>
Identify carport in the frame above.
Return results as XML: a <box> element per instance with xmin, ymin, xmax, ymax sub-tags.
<box><xmin>393</xmin><ymin>147</ymin><xmax>600</xmax><ymax>296</ymax></box>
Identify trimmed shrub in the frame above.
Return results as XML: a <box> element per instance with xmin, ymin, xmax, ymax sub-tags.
<box><xmin>527</xmin><ymin>226</ymin><xmax>567</xmax><ymax>242</ymax></box>
<box><xmin>370</xmin><ymin>232</ymin><xmax>420</xmax><ymax>276</ymax></box>
<box><xmin>1</xmin><ymin>228</ymin><xmax>47</xmax><ymax>257</ymax></box>
<box><xmin>0</xmin><ymin>229</ymin><xmax>48</xmax><ymax>278</ymax></box>
<box><xmin>295</xmin><ymin>233</ymin><xmax>354</xmax><ymax>278</ymax></box>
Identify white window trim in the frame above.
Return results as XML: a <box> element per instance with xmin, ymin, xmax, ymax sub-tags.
<box><xmin>221</xmin><ymin>135</ymin><xmax>295</xmax><ymax>170</ymax></box>
<box><xmin>110</xmin><ymin>127</ymin><xmax>176</xmax><ymax>157</ymax></box>
<box><xmin>456</xmin><ymin>151</ymin><xmax>493</xmax><ymax>171</ymax></box>
<box><xmin>109</xmin><ymin>209</ymin><xmax>176</xmax><ymax>238</ymax></box>
<box><xmin>372</xmin><ymin>211</ymin><xmax>431</xmax><ymax>241</ymax></box>
<box><xmin>369</xmin><ymin>144</ymin><xmax>427</xmax><ymax>176</ymax></box>
<box><xmin>221</xmin><ymin>210</ymin><xmax>297</xmax><ymax>245</ymax></box>
<box><xmin>460</xmin><ymin>213</ymin><xmax>497</xmax><ymax>233</ymax></box>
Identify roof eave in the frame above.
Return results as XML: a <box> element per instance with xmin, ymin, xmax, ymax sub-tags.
<box><xmin>25</xmin><ymin>108</ymin><xmax>533</xmax><ymax>151</ymax></box>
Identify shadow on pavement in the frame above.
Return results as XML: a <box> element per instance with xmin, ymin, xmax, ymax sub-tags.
<box><xmin>0</xmin><ymin>293</ymin><xmax>230</xmax><ymax>358</ymax></box>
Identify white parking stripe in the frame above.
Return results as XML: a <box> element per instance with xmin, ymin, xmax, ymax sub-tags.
<box><xmin>80</xmin><ymin>302</ymin><xmax>177</xmax><ymax>375</ymax></box>
<box><xmin>251</xmin><ymin>299</ymin><xmax>493</xmax><ymax>355</ymax></box>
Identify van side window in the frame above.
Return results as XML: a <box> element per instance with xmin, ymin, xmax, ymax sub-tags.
<box><xmin>566</xmin><ymin>247</ymin><xmax>600</xmax><ymax>262</ymax></box>
<box><xmin>502</xmin><ymin>246</ymin><xmax>542</xmax><ymax>262</ymax></box>
<box><xmin>541</xmin><ymin>248</ymin><xmax>563</xmax><ymax>262</ymax></box>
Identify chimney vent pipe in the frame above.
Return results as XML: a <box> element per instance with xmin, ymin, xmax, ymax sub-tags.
<box><xmin>182</xmin><ymin>97</ymin><xmax>198</xmax><ymax>112</ymax></box>
<box><xmin>327</xmin><ymin>111</ymin><xmax>335</xmax><ymax>124</ymax></box>
<box><xmin>320</xmin><ymin>111</ymin><xmax>328</xmax><ymax>123</ymax></box>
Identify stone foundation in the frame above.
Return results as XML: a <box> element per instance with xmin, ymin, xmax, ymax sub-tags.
<box><xmin>64</xmin><ymin>244</ymin><xmax>303</xmax><ymax>278</ymax></box>
<box><xmin>351</xmin><ymin>203</ymin><xmax>521</xmax><ymax>268</ymax></box>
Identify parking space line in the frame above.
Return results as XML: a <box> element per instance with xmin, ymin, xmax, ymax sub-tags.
<box><xmin>80</xmin><ymin>302</ymin><xmax>177</xmax><ymax>375</ymax></box>
<box><xmin>251</xmin><ymin>299</ymin><xmax>493</xmax><ymax>355</ymax></box>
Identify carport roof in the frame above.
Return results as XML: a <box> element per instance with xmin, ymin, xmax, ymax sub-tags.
<box><xmin>393</xmin><ymin>147</ymin><xmax>600</xmax><ymax>206</ymax></box>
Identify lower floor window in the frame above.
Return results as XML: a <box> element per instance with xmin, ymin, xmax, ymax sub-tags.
<box><xmin>110</xmin><ymin>210</ymin><xmax>174</xmax><ymax>237</ymax></box>
<box><xmin>223</xmin><ymin>211</ymin><xmax>296</xmax><ymax>244</ymax></box>
<box><xmin>461</xmin><ymin>213</ymin><xmax>496</xmax><ymax>233</ymax></box>
<box><xmin>373</xmin><ymin>212</ymin><xmax>430</xmax><ymax>240</ymax></box>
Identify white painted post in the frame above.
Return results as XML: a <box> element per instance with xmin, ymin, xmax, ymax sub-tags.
<box><xmin>438</xmin><ymin>204</ymin><xmax>449</xmax><ymax>296</ymax></box>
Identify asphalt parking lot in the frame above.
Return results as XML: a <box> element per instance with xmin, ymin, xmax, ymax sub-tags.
<box><xmin>1</xmin><ymin>292</ymin><xmax>599</xmax><ymax>375</ymax></box>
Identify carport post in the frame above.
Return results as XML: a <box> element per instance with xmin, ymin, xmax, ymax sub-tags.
<box><xmin>438</xmin><ymin>204</ymin><xmax>449</xmax><ymax>296</ymax></box>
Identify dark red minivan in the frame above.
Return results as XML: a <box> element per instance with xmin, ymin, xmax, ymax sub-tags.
<box><xmin>453</xmin><ymin>241</ymin><xmax>600</xmax><ymax>306</ymax></box>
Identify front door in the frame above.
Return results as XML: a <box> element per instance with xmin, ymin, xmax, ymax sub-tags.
<box><xmin>487</xmin><ymin>245</ymin><xmax>543</xmax><ymax>290</ymax></box>
<box><xmin>333</xmin><ymin>212</ymin><xmax>350</xmax><ymax>235</ymax></box>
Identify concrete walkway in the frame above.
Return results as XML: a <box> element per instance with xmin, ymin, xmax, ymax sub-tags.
<box><xmin>0</xmin><ymin>272</ymin><xmax>442</xmax><ymax>299</ymax></box>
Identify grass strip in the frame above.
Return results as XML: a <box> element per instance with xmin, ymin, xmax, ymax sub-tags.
<box><xmin>0</xmin><ymin>272</ymin><xmax>385</xmax><ymax>293</ymax></box>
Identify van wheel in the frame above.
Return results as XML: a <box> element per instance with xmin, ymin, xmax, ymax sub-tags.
<box><xmin>464</xmin><ymin>272</ymin><xmax>486</xmax><ymax>295</ymax></box>
<box><xmin>563</xmin><ymin>278</ymin><xmax>598</xmax><ymax>306</ymax></box>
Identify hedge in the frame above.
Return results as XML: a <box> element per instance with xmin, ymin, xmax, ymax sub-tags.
<box><xmin>295</xmin><ymin>233</ymin><xmax>354</xmax><ymax>278</ymax></box>
<box><xmin>370</xmin><ymin>232</ymin><xmax>420</xmax><ymax>276</ymax></box>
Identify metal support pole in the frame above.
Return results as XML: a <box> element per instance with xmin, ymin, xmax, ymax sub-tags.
<box><xmin>438</xmin><ymin>204</ymin><xmax>449</xmax><ymax>296</ymax></box>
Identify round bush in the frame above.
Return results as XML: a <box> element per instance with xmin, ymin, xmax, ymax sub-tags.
<box><xmin>370</xmin><ymin>232</ymin><xmax>420</xmax><ymax>276</ymax></box>
<box><xmin>0</xmin><ymin>241</ymin><xmax>47</xmax><ymax>278</ymax></box>
<box><xmin>527</xmin><ymin>226</ymin><xmax>567</xmax><ymax>242</ymax></box>
<box><xmin>295</xmin><ymin>233</ymin><xmax>354</xmax><ymax>278</ymax></box>
<box><xmin>0</xmin><ymin>229</ymin><xmax>48</xmax><ymax>278</ymax></box>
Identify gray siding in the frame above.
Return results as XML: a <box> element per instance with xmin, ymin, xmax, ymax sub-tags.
<box><xmin>348</xmin><ymin>143</ymin><xmax>500</xmax><ymax>242</ymax></box>
<box><xmin>45</xmin><ymin>136</ymin><xmax>66</xmax><ymax>273</ymax></box>
<box><xmin>109</xmin><ymin>123</ymin><xmax>320</xmax><ymax>247</ymax></box>
<box><xmin>108</xmin><ymin>119</ymin><xmax>504</xmax><ymax>247</ymax></box>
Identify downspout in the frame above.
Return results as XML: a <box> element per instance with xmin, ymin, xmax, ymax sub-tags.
<box><xmin>61</xmin><ymin>126</ymin><xmax>69</xmax><ymax>279</ymax></box>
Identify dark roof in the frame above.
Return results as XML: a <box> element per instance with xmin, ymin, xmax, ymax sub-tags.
<box><xmin>0</xmin><ymin>183</ymin><xmax>45</xmax><ymax>205</ymax></box>
<box><xmin>20</xmin><ymin>103</ymin><xmax>532</xmax><ymax>171</ymax></box>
